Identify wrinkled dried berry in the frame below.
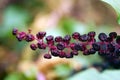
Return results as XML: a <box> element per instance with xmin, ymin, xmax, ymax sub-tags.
<box><xmin>92</xmin><ymin>43</ymin><xmax>100</xmax><ymax>51</ymax></box>
<box><xmin>46</xmin><ymin>35</ymin><xmax>54</xmax><ymax>41</ymax></box>
<box><xmin>79</xmin><ymin>34</ymin><xmax>89</xmax><ymax>42</ymax></box>
<box><xmin>88</xmin><ymin>31</ymin><xmax>96</xmax><ymax>37</ymax></box>
<box><xmin>51</xmin><ymin>49</ymin><xmax>59</xmax><ymax>56</ymax></box>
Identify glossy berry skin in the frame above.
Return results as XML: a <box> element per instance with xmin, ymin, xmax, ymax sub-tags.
<box><xmin>98</xmin><ymin>33</ymin><xmax>107</xmax><ymax>41</ymax></box>
<box><xmin>30</xmin><ymin>44</ymin><xmax>37</xmax><ymax>50</ymax></box>
<box><xmin>37</xmin><ymin>42</ymin><xmax>46</xmax><ymax>49</ymax></box>
<box><xmin>56</xmin><ymin>42</ymin><xmax>65</xmax><ymax>50</ymax></box>
<box><xmin>55</xmin><ymin>36</ymin><xmax>62</xmax><ymax>42</ymax></box>
<box><xmin>116</xmin><ymin>36</ymin><xmax>120</xmax><ymax>45</ymax></box>
<box><xmin>88</xmin><ymin>31</ymin><xmax>96</xmax><ymax>37</ymax></box>
<box><xmin>36</xmin><ymin>32</ymin><xmax>46</xmax><ymax>39</ymax></box>
<box><xmin>46</xmin><ymin>35</ymin><xmax>54</xmax><ymax>41</ymax></box>
<box><xmin>79</xmin><ymin>34</ymin><xmax>89</xmax><ymax>42</ymax></box>
<box><xmin>72</xmin><ymin>32</ymin><xmax>80</xmax><ymax>39</ymax></box>
<box><xmin>25</xmin><ymin>34</ymin><xmax>35</xmax><ymax>42</ymax></box>
<box><xmin>92</xmin><ymin>43</ymin><xmax>100</xmax><ymax>51</ymax></box>
<box><xmin>109</xmin><ymin>32</ymin><xmax>117</xmax><ymax>39</ymax></box>
<box><xmin>12</xmin><ymin>28</ymin><xmax>18</xmax><ymax>35</ymax></box>
<box><xmin>51</xmin><ymin>49</ymin><xmax>59</xmax><ymax>56</ymax></box>
<box><xmin>44</xmin><ymin>54</ymin><xmax>52</xmax><ymax>59</ymax></box>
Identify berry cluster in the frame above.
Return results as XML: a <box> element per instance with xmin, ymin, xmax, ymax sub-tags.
<box><xmin>12</xmin><ymin>28</ymin><xmax>120</xmax><ymax>59</ymax></box>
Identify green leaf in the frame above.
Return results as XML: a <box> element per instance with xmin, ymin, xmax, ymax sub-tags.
<box><xmin>101</xmin><ymin>0</ymin><xmax>120</xmax><ymax>24</ymax></box>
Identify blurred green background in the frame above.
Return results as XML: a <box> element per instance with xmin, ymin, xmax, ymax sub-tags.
<box><xmin>0</xmin><ymin>0</ymin><xmax>120</xmax><ymax>80</ymax></box>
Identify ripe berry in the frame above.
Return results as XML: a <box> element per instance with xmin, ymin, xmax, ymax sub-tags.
<box><xmin>72</xmin><ymin>32</ymin><xmax>80</xmax><ymax>39</ymax></box>
<box><xmin>44</xmin><ymin>54</ymin><xmax>52</xmax><ymax>59</ymax></box>
<box><xmin>106</xmin><ymin>37</ymin><xmax>113</xmax><ymax>42</ymax></box>
<box><xmin>116</xmin><ymin>36</ymin><xmax>120</xmax><ymax>45</ymax></box>
<box><xmin>83</xmin><ymin>50</ymin><xmax>90</xmax><ymax>55</ymax></box>
<box><xmin>107</xmin><ymin>43</ymin><xmax>115</xmax><ymax>52</ymax></box>
<box><xmin>37</xmin><ymin>42</ymin><xmax>46</xmax><ymax>49</ymax></box>
<box><xmin>25</xmin><ymin>34</ymin><xmax>35</xmax><ymax>42</ymax></box>
<box><xmin>115</xmin><ymin>48</ymin><xmax>120</xmax><ymax>56</ymax></box>
<box><xmin>70</xmin><ymin>43</ymin><xmax>75</xmax><ymax>50</ymax></box>
<box><xmin>74</xmin><ymin>43</ymin><xmax>85</xmax><ymax>51</ymax></box>
<box><xmin>16</xmin><ymin>32</ymin><xmax>26</xmax><ymax>41</ymax></box>
<box><xmin>51</xmin><ymin>49</ymin><xmax>59</xmax><ymax>56</ymax></box>
<box><xmin>92</xmin><ymin>43</ymin><xmax>100</xmax><ymax>51</ymax></box>
<box><xmin>55</xmin><ymin>36</ymin><xmax>62</xmax><ymax>42</ymax></box>
<box><xmin>30</xmin><ymin>43</ymin><xmax>37</xmax><ymax>50</ymax></box>
<box><xmin>59</xmin><ymin>51</ymin><xmax>65</xmax><ymax>58</ymax></box>
<box><xmin>56</xmin><ymin>42</ymin><xmax>65</xmax><ymax>50</ymax></box>
<box><xmin>79</xmin><ymin>34</ymin><xmax>89</xmax><ymax>42</ymax></box>
<box><xmin>109</xmin><ymin>32</ymin><xmax>117</xmax><ymax>39</ymax></box>
<box><xmin>36</xmin><ymin>32</ymin><xmax>46</xmax><ymax>39</ymax></box>
<box><xmin>65</xmin><ymin>52</ymin><xmax>73</xmax><ymax>58</ymax></box>
<box><xmin>88</xmin><ymin>48</ymin><xmax>96</xmax><ymax>54</ymax></box>
<box><xmin>71</xmin><ymin>50</ymin><xmax>78</xmax><ymax>55</ymax></box>
<box><xmin>12</xmin><ymin>28</ymin><xmax>18</xmax><ymax>35</ymax></box>
<box><xmin>46</xmin><ymin>35</ymin><xmax>54</xmax><ymax>41</ymax></box>
<box><xmin>63</xmin><ymin>35</ymin><xmax>71</xmax><ymax>44</ymax></box>
<box><xmin>98</xmin><ymin>33</ymin><xmax>107</xmax><ymax>41</ymax></box>
<box><xmin>88</xmin><ymin>31</ymin><xmax>96</xmax><ymax>37</ymax></box>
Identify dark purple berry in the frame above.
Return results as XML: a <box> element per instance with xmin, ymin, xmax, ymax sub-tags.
<box><xmin>92</xmin><ymin>43</ymin><xmax>100</xmax><ymax>51</ymax></box>
<box><xmin>88</xmin><ymin>31</ymin><xmax>96</xmax><ymax>37</ymax></box>
<box><xmin>70</xmin><ymin>43</ymin><xmax>75</xmax><ymax>50</ymax></box>
<box><xmin>65</xmin><ymin>52</ymin><xmax>73</xmax><ymax>58</ymax></box>
<box><xmin>71</xmin><ymin>50</ymin><xmax>78</xmax><ymax>55</ymax></box>
<box><xmin>12</xmin><ymin>28</ymin><xmax>18</xmax><ymax>35</ymax></box>
<box><xmin>36</xmin><ymin>32</ymin><xmax>46</xmax><ymax>39</ymax></box>
<box><xmin>116</xmin><ymin>36</ymin><xmax>120</xmax><ymax>45</ymax></box>
<box><xmin>72</xmin><ymin>32</ymin><xmax>80</xmax><ymax>39</ymax></box>
<box><xmin>51</xmin><ymin>49</ymin><xmax>59</xmax><ymax>56</ymax></box>
<box><xmin>30</xmin><ymin>44</ymin><xmax>37</xmax><ymax>50</ymax></box>
<box><xmin>55</xmin><ymin>36</ymin><xmax>62</xmax><ymax>42</ymax></box>
<box><xmin>63</xmin><ymin>35</ymin><xmax>71</xmax><ymax>44</ymax></box>
<box><xmin>25</xmin><ymin>34</ymin><xmax>35</xmax><ymax>42</ymax></box>
<box><xmin>79</xmin><ymin>34</ymin><xmax>89</xmax><ymax>42</ymax></box>
<box><xmin>16</xmin><ymin>32</ymin><xmax>26</xmax><ymax>41</ymax></box>
<box><xmin>88</xmin><ymin>48</ymin><xmax>96</xmax><ymax>54</ymax></box>
<box><xmin>56</xmin><ymin>42</ymin><xmax>65</xmax><ymax>50</ymax></box>
<box><xmin>47</xmin><ymin>40</ymin><xmax>54</xmax><ymax>46</ymax></box>
<box><xmin>46</xmin><ymin>35</ymin><xmax>54</xmax><ymax>41</ymax></box>
<box><xmin>83</xmin><ymin>50</ymin><xmax>90</xmax><ymax>55</ymax></box>
<box><xmin>115</xmin><ymin>48</ymin><xmax>120</xmax><ymax>56</ymax></box>
<box><xmin>98</xmin><ymin>51</ymin><xmax>106</xmax><ymax>56</ymax></box>
<box><xmin>109</xmin><ymin>32</ymin><xmax>117</xmax><ymax>39</ymax></box>
<box><xmin>106</xmin><ymin>37</ymin><xmax>113</xmax><ymax>42</ymax></box>
<box><xmin>74</xmin><ymin>43</ymin><xmax>86</xmax><ymax>51</ymax></box>
<box><xmin>107</xmin><ymin>43</ymin><xmax>115</xmax><ymax>52</ymax></box>
<box><xmin>37</xmin><ymin>42</ymin><xmax>46</xmax><ymax>49</ymax></box>
<box><xmin>44</xmin><ymin>54</ymin><xmax>52</xmax><ymax>59</ymax></box>
<box><xmin>98</xmin><ymin>33</ymin><xmax>107</xmax><ymax>41</ymax></box>
<box><xmin>59</xmin><ymin>51</ymin><xmax>65</xmax><ymax>58</ymax></box>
